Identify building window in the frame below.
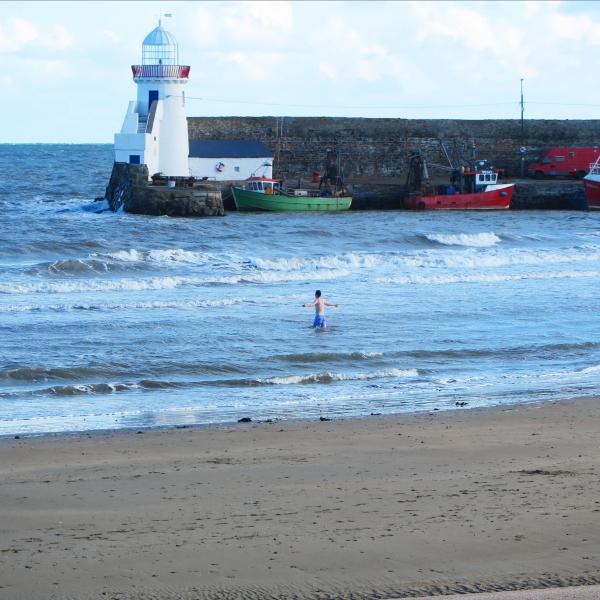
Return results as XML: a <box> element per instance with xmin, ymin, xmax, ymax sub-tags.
<box><xmin>129</xmin><ymin>155</ymin><xmax>141</xmax><ymax>164</ymax></box>
<box><xmin>234</xmin><ymin>166</ymin><xmax>240</xmax><ymax>172</ymax></box>
<box><xmin>555</xmin><ymin>156</ymin><xmax>564</xmax><ymax>162</ymax></box>
<box><xmin>569</xmin><ymin>152</ymin><xmax>575</xmax><ymax>159</ymax></box>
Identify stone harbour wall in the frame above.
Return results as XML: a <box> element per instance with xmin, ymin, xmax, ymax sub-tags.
<box><xmin>188</xmin><ymin>116</ymin><xmax>600</xmax><ymax>181</ymax></box>
<box><xmin>104</xmin><ymin>162</ymin><xmax>224</xmax><ymax>217</ymax></box>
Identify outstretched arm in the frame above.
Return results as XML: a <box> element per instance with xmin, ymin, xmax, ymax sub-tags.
<box><xmin>324</xmin><ymin>302</ymin><xmax>339</xmax><ymax>307</ymax></box>
<box><xmin>302</xmin><ymin>300</ymin><xmax>316</xmax><ymax>307</ymax></box>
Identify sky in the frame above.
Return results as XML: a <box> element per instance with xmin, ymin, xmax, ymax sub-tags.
<box><xmin>2</xmin><ymin>0</ymin><xmax>600</xmax><ymax>143</ymax></box>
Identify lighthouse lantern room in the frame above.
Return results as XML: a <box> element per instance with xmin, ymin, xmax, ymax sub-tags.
<box><xmin>114</xmin><ymin>18</ymin><xmax>190</xmax><ymax>178</ymax></box>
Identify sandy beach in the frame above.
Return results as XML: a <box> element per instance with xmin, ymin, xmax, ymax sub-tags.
<box><xmin>1</xmin><ymin>398</ymin><xmax>599</xmax><ymax>600</ymax></box>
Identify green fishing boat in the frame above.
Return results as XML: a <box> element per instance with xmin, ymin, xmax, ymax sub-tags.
<box><xmin>232</xmin><ymin>177</ymin><xmax>352</xmax><ymax>212</ymax></box>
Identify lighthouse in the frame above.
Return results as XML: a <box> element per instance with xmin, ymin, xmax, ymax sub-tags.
<box><xmin>114</xmin><ymin>18</ymin><xmax>190</xmax><ymax>177</ymax></box>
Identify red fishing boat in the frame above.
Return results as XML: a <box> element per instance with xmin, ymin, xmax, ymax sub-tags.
<box><xmin>583</xmin><ymin>155</ymin><xmax>600</xmax><ymax>210</ymax></box>
<box><xmin>403</xmin><ymin>155</ymin><xmax>515</xmax><ymax>210</ymax></box>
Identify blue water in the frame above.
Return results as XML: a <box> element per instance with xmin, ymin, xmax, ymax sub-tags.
<box><xmin>1</xmin><ymin>144</ymin><xmax>600</xmax><ymax>436</ymax></box>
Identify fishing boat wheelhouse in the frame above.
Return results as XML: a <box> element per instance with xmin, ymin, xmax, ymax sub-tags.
<box><xmin>245</xmin><ymin>176</ymin><xmax>283</xmax><ymax>194</ymax></box>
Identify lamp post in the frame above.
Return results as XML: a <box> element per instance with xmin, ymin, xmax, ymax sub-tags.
<box><xmin>520</xmin><ymin>78</ymin><xmax>525</xmax><ymax>178</ymax></box>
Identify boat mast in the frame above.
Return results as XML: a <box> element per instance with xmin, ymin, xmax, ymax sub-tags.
<box><xmin>274</xmin><ymin>117</ymin><xmax>284</xmax><ymax>178</ymax></box>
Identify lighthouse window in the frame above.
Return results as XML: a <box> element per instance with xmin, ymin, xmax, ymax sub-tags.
<box><xmin>555</xmin><ymin>156</ymin><xmax>565</xmax><ymax>162</ymax></box>
<box><xmin>569</xmin><ymin>152</ymin><xmax>575</xmax><ymax>159</ymax></box>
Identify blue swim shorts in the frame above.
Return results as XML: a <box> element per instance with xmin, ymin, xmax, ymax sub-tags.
<box><xmin>313</xmin><ymin>315</ymin><xmax>326</xmax><ymax>328</ymax></box>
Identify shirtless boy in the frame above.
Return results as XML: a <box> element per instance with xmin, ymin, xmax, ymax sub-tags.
<box><xmin>303</xmin><ymin>289</ymin><xmax>338</xmax><ymax>329</ymax></box>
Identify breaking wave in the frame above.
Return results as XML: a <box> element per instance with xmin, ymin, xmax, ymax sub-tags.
<box><xmin>375</xmin><ymin>270</ymin><xmax>600</xmax><ymax>285</ymax></box>
<box><xmin>403</xmin><ymin>246</ymin><xmax>600</xmax><ymax>270</ymax></box>
<box><xmin>106</xmin><ymin>248</ymin><xmax>209</xmax><ymax>265</ymax></box>
<box><xmin>249</xmin><ymin>252</ymin><xmax>384</xmax><ymax>272</ymax></box>
<box><xmin>275</xmin><ymin>351</ymin><xmax>383</xmax><ymax>363</ymax></box>
<box><xmin>0</xmin><ymin>268</ymin><xmax>349</xmax><ymax>295</ymax></box>
<box><xmin>31</xmin><ymin>258</ymin><xmax>139</xmax><ymax>276</ymax></box>
<box><xmin>0</xmin><ymin>298</ymin><xmax>243</xmax><ymax>313</ymax></box>
<box><xmin>423</xmin><ymin>232</ymin><xmax>502</xmax><ymax>247</ymax></box>
<box><xmin>16</xmin><ymin>242</ymin><xmax>600</xmax><ymax>292</ymax></box>
<box><xmin>217</xmin><ymin>368</ymin><xmax>420</xmax><ymax>387</ymax></box>
<box><xmin>47</xmin><ymin>383</ymin><xmax>136</xmax><ymax>396</ymax></box>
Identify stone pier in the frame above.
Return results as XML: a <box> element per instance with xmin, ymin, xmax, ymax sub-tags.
<box><xmin>104</xmin><ymin>163</ymin><xmax>224</xmax><ymax>217</ymax></box>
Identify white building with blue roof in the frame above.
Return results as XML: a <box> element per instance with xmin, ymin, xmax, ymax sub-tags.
<box><xmin>114</xmin><ymin>19</ymin><xmax>273</xmax><ymax>182</ymax></box>
<box><xmin>189</xmin><ymin>140</ymin><xmax>273</xmax><ymax>181</ymax></box>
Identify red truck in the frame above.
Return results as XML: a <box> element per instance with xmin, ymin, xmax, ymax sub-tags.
<box><xmin>528</xmin><ymin>147</ymin><xmax>600</xmax><ymax>179</ymax></box>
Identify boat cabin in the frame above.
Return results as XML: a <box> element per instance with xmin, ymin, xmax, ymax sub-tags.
<box><xmin>245</xmin><ymin>177</ymin><xmax>282</xmax><ymax>195</ymax></box>
<box><xmin>444</xmin><ymin>169</ymin><xmax>499</xmax><ymax>195</ymax></box>
<box><xmin>472</xmin><ymin>170</ymin><xmax>498</xmax><ymax>190</ymax></box>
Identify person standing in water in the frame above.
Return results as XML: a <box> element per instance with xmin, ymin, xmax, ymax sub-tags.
<box><xmin>303</xmin><ymin>290</ymin><xmax>338</xmax><ymax>329</ymax></box>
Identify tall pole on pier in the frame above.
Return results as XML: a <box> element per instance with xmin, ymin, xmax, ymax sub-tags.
<box><xmin>520</xmin><ymin>78</ymin><xmax>525</xmax><ymax>177</ymax></box>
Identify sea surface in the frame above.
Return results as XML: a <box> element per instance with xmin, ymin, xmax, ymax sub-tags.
<box><xmin>1</xmin><ymin>144</ymin><xmax>600</xmax><ymax>436</ymax></box>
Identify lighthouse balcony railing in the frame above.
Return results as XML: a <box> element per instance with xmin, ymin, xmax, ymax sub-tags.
<box><xmin>131</xmin><ymin>65</ymin><xmax>190</xmax><ymax>79</ymax></box>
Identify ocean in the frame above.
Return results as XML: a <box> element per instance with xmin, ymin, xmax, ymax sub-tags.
<box><xmin>1</xmin><ymin>144</ymin><xmax>600</xmax><ymax>436</ymax></box>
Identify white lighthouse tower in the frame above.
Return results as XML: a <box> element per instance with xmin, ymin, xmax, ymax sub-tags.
<box><xmin>114</xmin><ymin>18</ymin><xmax>190</xmax><ymax>177</ymax></box>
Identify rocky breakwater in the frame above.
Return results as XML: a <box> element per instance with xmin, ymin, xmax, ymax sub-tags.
<box><xmin>105</xmin><ymin>163</ymin><xmax>224</xmax><ymax>217</ymax></box>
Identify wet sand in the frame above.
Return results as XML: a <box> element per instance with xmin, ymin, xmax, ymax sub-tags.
<box><xmin>0</xmin><ymin>398</ymin><xmax>599</xmax><ymax>599</ymax></box>
<box><xmin>412</xmin><ymin>584</ymin><xmax>600</xmax><ymax>599</ymax></box>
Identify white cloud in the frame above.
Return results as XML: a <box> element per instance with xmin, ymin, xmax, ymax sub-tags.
<box><xmin>0</xmin><ymin>16</ymin><xmax>38</xmax><ymax>52</ymax></box>
<box><xmin>241</xmin><ymin>1</ymin><xmax>293</xmax><ymax>29</ymax></box>
<box><xmin>42</xmin><ymin>24</ymin><xmax>75</xmax><ymax>50</ymax></box>
<box><xmin>101</xmin><ymin>30</ymin><xmax>120</xmax><ymax>44</ymax></box>
<box><xmin>219</xmin><ymin>50</ymin><xmax>286</xmax><ymax>82</ymax></box>
<box><xmin>0</xmin><ymin>16</ymin><xmax>74</xmax><ymax>53</ymax></box>
<box><xmin>21</xmin><ymin>58</ymin><xmax>75</xmax><ymax>80</ymax></box>
<box><xmin>549</xmin><ymin>12</ymin><xmax>600</xmax><ymax>44</ymax></box>
<box><xmin>185</xmin><ymin>1</ymin><xmax>293</xmax><ymax>50</ymax></box>
<box><xmin>318</xmin><ymin>63</ymin><xmax>337</xmax><ymax>80</ymax></box>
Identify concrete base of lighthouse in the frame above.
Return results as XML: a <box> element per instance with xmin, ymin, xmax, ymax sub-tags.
<box><xmin>105</xmin><ymin>163</ymin><xmax>224</xmax><ymax>217</ymax></box>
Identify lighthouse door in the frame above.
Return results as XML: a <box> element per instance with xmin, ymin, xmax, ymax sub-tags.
<box><xmin>148</xmin><ymin>90</ymin><xmax>159</xmax><ymax>112</ymax></box>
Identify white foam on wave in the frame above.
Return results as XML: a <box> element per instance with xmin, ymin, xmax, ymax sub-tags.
<box><xmin>252</xmin><ymin>248</ymin><xmax>600</xmax><ymax>275</ymax></box>
<box><xmin>0</xmin><ymin>276</ymin><xmax>196</xmax><ymax>295</ymax></box>
<box><xmin>0</xmin><ymin>266</ymin><xmax>349</xmax><ymax>295</ymax></box>
<box><xmin>251</xmin><ymin>252</ymin><xmax>382</xmax><ymax>272</ymax></box>
<box><xmin>251</xmin><ymin>245</ymin><xmax>600</xmax><ymax>277</ymax></box>
<box><xmin>106</xmin><ymin>248</ymin><xmax>207</xmax><ymax>265</ymax></box>
<box><xmin>579</xmin><ymin>364</ymin><xmax>600</xmax><ymax>374</ymax></box>
<box><xmin>0</xmin><ymin>298</ymin><xmax>243</xmax><ymax>313</ymax></box>
<box><xmin>235</xmin><ymin>268</ymin><xmax>349</xmax><ymax>284</ymax></box>
<box><xmin>88</xmin><ymin>243</ymin><xmax>600</xmax><ymax>285</ymax></box>
<box><xmin>404</xmin><ymin>247</ymin><xmax>600</xmax><ymax>270</ymax></box>
<box><xmin>147</xmin><ymin>249</ymin><xmax>206</xmax><ymax>264</ymax></box>
<box><xmin>108</xmin><ymin>249</ymin><xmax>143</xmax><ymax>262</ymax></box>
<box><xmin>375</xmin><ymin>270</ymin><xmax>600</xmax><ymax>286</ymax></box>
<box><xmin>425</xmin><ymin>232</ymin><xmax>502</xmax><ymax>247</ymax></box>
<box><xmin>266</xmin><ymin>368</ymin><xmax>419</xmax><ymax>385</ymax></box>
